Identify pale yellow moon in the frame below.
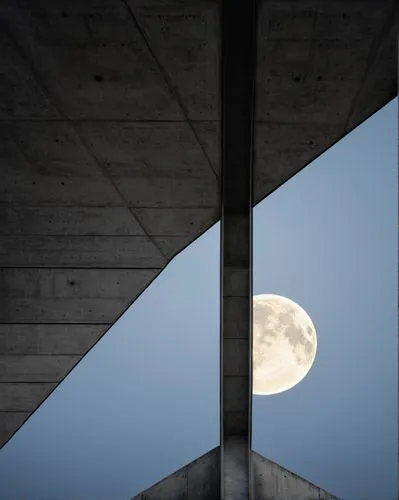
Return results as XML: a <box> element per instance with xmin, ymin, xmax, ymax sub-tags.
<box><xmin>252</xmin><ymin>294</ymin><xmax>317</xmax><ymax>396</ymax></box>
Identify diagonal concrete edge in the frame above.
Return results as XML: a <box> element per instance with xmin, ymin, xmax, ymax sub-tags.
<box><xmin>131</xmin><ymin>447</ymin><xmax>220</xmax><ymax>500</ymax></box>
<box><xmin>129</xmin><ymin>447</ymin><xmax>339</xmax><ymax>499</ymax></box>
<box><xmin>252</xmin><ymin>451</ymin><xmax>339</xmax><ymax>500</ymax></box>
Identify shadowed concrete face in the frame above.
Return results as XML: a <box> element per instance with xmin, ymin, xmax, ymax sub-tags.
<box><xmin>220</xmin><ymin>0</ymin><xmax>255</xmax><ymax>497</ymax></box>
<box><xmin>251</xmin><ymin>451</ymin><xmax>338</xmax><ymax>500</ymax></box>
<box><xmin>131</xmin><ymin>448</ymin><xmax>220</xmax><ymax>500</ymax></box>
<box><xmin>0</xmin><ymin>0</ymin><xmax>397</xmax><ymax>447</ymax></box>
<box><xmin>130</xmin><ymin>448</ymin><xmax>337</xmax><ymax>500</ymax></box>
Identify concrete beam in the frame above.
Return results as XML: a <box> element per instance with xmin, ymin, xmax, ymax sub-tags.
<box><xmin>220</xmin><ymin>0</ymin><xmax>256</xmax><ymax>498</ymax></box>
<box><xmin>0</xmin><ymin>0</ymin><xmax>396</xmax><ymax>450</ymax></box>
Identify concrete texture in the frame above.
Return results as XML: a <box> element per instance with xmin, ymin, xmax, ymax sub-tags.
<box><xmin>0</xmin><ymin>0</ymin><xmax>397</xmax><ymax>448</ymax></box>
<box><xmin>219</xmin><ymin>0</ymin><xmax>255</xmax><ymax>497</ymax></box>
<box><xmin>131</xmin><ymin>448</ymin><xmax>337</xmax><ymax>500</ymax></box>
<box><xmin>252</xmin><ymin>451</ymin><xmax>338</xmax><ymax>500</ymax></box>
<box><xmin>131</xmin><ymin>447</ymin><xmax>220</xmax><ymax>500</ymax></box>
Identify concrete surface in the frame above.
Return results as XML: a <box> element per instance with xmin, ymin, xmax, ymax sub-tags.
<box><xmin>220</xmin><ymin>0</ymin><xmax>255</xmax><ymax>497</ymax></box>
<box><xmin>252</xmin><ymin>451</ymin><xmax>338</xmax><ymax>500</ymax></box>
<box><xmin>131</xmin><ymin>447</ymin><xmax>220</xmax><ymax>500</ymax></box>
<box><xmin>131</xmin><ymin>448</ymin><xmax>337</xmax><ymax>499</ymax></box>
<box><xmin>0</xmin><ymin>0</ymin><xmax>398</xmax><ymax>447</ymax></box>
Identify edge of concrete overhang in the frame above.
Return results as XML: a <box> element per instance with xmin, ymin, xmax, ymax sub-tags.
<box><xmin>130</xmin><ymin>447</ymin><xmax>339</xmax><ymax>499</ymax></box>
<box><xmin>1</xmin><ymin>93</ymin><xmax>396</xmax><ymax>451</ymax></box>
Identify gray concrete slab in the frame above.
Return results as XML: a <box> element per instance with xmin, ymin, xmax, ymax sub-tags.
<box><xmin>0</xmin><ymin>382</ymin><xmax>57</xmax><ymax>411</ymax></box>
<box><xmin>0</xmin><ymin>268</ymin><xmax>159</xmax><ymax>298</ymax></box>
<box><xmin>0</xmin><ymin>175</ymin><xmax>124</xmax><ymax>207</ymax></box>
<box><xmin>192</xmin><ymin>121</ymin><xmax>220</xmax><ymax>175</ymax></box>
<box><xmin>0</xmin><ymin>236</ymin><xmax>165</xmax><ymax>267</ymax></box>
<box><xmin>131</xmin><ymin>447</ymin><xmax>338</xmax><ymax>500</ymax></box>
<box><xmin>0</xmin><ymin>0</ymin><xmax>397</xmax><ymax>449</ymax></box>
<box><xmin>127</xmin><ymin>0</ymin><xmax>220</xmax><ymax>122</ymax></box>
<box><xmin>116</xmin><ymin>177</ymin><xmax>218</xmax><ymax>208</ymax></box>
<box><xmin>133</xmin><ymin>208</ymin><xmax>218</xmax><ymax>237</ymax></box>
<box><xmin>254</xmin><ymin>0</ymin><xmax>398</xmax><ymax>202</ymax></box>
<box><xmin>131</xmin><ymin>447</ymin><xmax>220</xmax><ymax>500</ymax></box>
<box><xmin>76</xmin><ymin>121</ymin><xmax>215</xmax><ymax>178</ymax></box>
<box><xmin>28</xmin><ymin>45</ymin><xmax>184</xmax><ymax>120</ymax></box>
<box><xmin>252</xmin><ymin>451</ymin><xmax>338</xmax><ymax>500</ymax></box>
<box><xmin>152</xmin><ymin>236</ymin><xmax>198</xmax><ymax>260</ymax></box>
<box><xmin>0</xmin><ymin>354</ymin><xmax>81</xmax><ymax>382</ymax></box>
<box><xmin>0</xmin><ymin>297</ymin><xmax>131</xmax><ymax>323</ymax></box>
<box><xmin>0</xmin><ymin>37</ymin><xmax>58</xmax><ymax>119</ymax></box>
<box><xmin>0</xmin><ymin>207</ymin><xmax>146</xmax><ymax>235</ymax></box>
<box><xmin>223</xmin><ymin>437</ymin><xmax>251</xmax><ymax>500</ymax></box>
<box><xmin>0</xmin><ymin>412</ymin><xmax>30</xmax><ymax>448</ymax></box>
<box><xmin>0</xmin><ymin>324</ymin><xmax>108</xmax><ymax>355</ymax></box>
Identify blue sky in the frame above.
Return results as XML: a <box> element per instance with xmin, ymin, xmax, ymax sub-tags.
<box><xmin>0</xmin><ymin>99</ymin><xmax>397</xmax><ymax>500</ymax></box>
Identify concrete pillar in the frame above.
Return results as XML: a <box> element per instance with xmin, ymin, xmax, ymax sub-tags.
<box><xmin>220</xmin><ymin>1</ymin><xmax>257</xmax><ymax>499</ymax></box>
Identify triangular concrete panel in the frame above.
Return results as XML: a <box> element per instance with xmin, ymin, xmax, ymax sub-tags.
<box><xmin>252</xmin><ymin>451</ymin><xmax>338</xmax><ymax>500</ymax></box>
<box><xmin>130</xmin><ymin>447</ymin><xmax>338</xmax><ymax>500</ymax></box>
<box><xmin>131</xmin><ymin>447</ymin><xmax>220</xmax><ymax>500</ymax></box>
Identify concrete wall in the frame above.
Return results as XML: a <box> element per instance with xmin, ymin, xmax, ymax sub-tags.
<box><xmin>131</xmin><ymin>447</ymin><xmax>219</xmax><ymax>500</ymax></box>
<box><xmin>252</xmin><ymin>451</ymin><xmax>337</xmax><ymax>500</ymax></box>
<box><xmin>131</xmin><ymin>447</ymin><xmax>338</xmax><ymax>500</ymax></box>
<box><xmin>1</xmin><ymin>0</ymin><xmax>397</xmax><ymax>448</ymax></box>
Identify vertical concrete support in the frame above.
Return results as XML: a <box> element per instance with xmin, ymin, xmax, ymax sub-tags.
<box><xmin>220</xmin><ymin>1</ymin><xmax>256</xmax><ymax>499</ymax></box>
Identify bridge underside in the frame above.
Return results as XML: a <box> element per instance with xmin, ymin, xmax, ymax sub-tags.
<box><xmin>0</xmin><ymin>0</ymin><xmax>397</xmax><ymax>448</ymax></box>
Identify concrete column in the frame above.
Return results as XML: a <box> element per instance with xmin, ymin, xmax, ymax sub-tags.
<box><xmin>220</xmin><ymin>1</ymin><xmax>256</xmax><ymax>499</ymax></box>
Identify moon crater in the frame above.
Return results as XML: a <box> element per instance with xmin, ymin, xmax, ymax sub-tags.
<box><xmin>253</xmin><ymin>294</ymin><xmax>317</xmax><ymax>395</ymax></box>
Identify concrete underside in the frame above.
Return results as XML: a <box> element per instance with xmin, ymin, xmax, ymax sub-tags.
<box><xmin>131</xmin><ymin>447</ymin><xmax>337</xmax><ymax>499</ymax></box>
<box><xmin>0</xmin><ymin>0</ymin><xmax>397</xmax><ymax>447</ymax></box>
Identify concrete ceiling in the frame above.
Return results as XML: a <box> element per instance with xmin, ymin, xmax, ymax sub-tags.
<box><xmin>0</xmin><ymin>0</ymin><xmax>397</xmax><ymax>448</ymax></box>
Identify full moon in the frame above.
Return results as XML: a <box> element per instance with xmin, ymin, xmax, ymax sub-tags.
<box><xmin>253</xmin><ymin>294</ymin><xmax>317</xmax><ymax>396</ymax></box>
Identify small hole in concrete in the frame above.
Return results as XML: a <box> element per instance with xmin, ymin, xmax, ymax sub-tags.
<box><xmin>94</xmin><ymin>74</ymin><xmax>104</xmax><ymax>82</ymax></box>
<box><xmin>317</xmin><ymin>75</ymin><xmax>323</xmax><ymax>81</ymax></box>
<box><xmin>69</xmin><ymin>280</ymin><xmax>76</xmax><ymax>286</ymax></box>
<box><xmin>32</xmin><ymin>181</ymin><xmax>36</xmax><ymax>185</ymax></box>
<box><xmin>61</xmin><ymin>181</ymin><xmax>65</xmax><ymax>185</ymax></box>
<box><xmin>293</xmin><ymin>75</ymin><xmax>301</xmax><ymax>82</ymax></box>
<box><xmin>61</xmin><ymin>11</ymin><xmax>68</xmax><ymax>18</ymax></box>
<box><xmin>55</xmin><ymin>138</ymin><xmax>59</xmax><ymax>143</ymax></box>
